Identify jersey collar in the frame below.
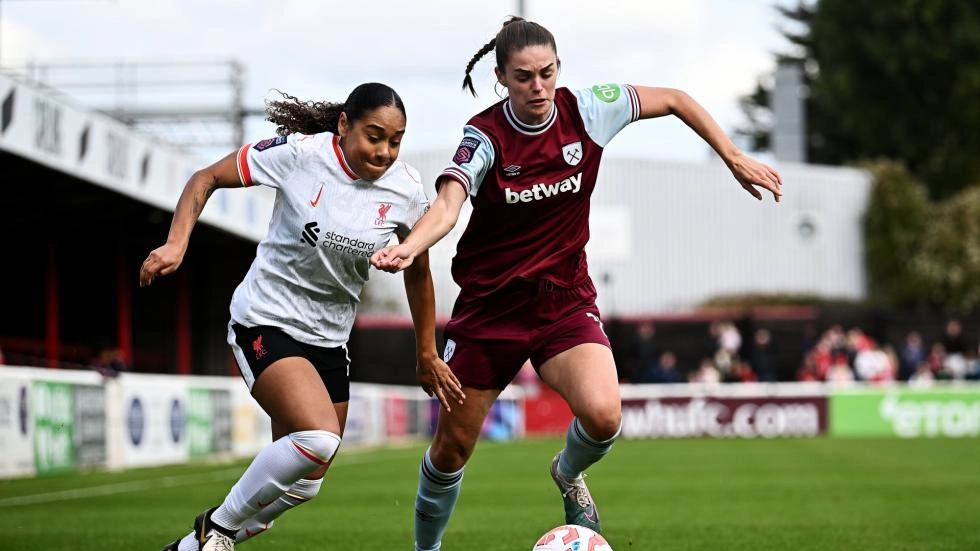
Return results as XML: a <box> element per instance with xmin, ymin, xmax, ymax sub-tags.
<box><xmin>332</xmin><ymin>135</ymin><xmax>359</xmax><ymax>181</ymax></box>
<box><xmin>504</xmin><ymin>99</ymin><xmax>557</xmax><ymax>136</ymax></box>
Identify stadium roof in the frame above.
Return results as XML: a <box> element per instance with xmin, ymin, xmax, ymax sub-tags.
<box><xmin>0</xmin><ymin>73</ymin><xmax>271</xmax><ymax>242</ymax></box>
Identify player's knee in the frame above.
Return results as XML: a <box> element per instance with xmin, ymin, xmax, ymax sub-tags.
<box><xmin>583</xmin><ymin>406</ymin><xmax>622</xmax><ymax>442</ymax></box>
<box><xmin>431</xmin><ymin>431</ymin><xmax>475</xmax><ymax>471</ymax></box>
<box><xmin>289</xmin><ymin>477</ymin><xmax>323</xmax><ymax>501</ymax></box>
<box><xmin>289</xmin><ymin>430</ymin><xmax>342</xmax><ymax>465</ymax></box>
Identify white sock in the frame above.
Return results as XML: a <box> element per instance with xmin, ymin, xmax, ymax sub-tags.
<box><xmin>176</xmin><ymin>532</ymin><xmax>196</xmax><ymax>551</ymax></box>
<box><xmin>235</xmin><ymin>477</ymin><xmax>323</xmax><ymax>542</ymax></box>
<box><xmin>210</xmin><ymin>430</ymin><xmax>340</xmax><ymax>530</ymax></box>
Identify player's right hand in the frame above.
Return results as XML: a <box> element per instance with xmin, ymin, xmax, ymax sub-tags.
<box><xmin>417</xmin><ymin>354</ymin><xmax>465</xmax><ymax>412</ymax></box>
<box><xmin>371</xmin><ymin>244</ymin><xmax>415</xmax><ymax>273</ymax></box>
<box><xmin>139</xmin><ymin>243</ymin><xmax>185</xmax><ymax>287</ymax></box>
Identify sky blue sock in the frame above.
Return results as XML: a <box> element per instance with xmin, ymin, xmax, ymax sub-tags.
<box><xmin>415</xmin><ymin>448</ymin><xmax>464</xmax><ymax>551</ymax></box>
<box><xmin>558</xmin><ymin>417</ymin><xmax>620</xmax><ymax>479</ymax></box>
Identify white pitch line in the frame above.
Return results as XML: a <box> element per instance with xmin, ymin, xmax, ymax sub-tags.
<box><xmin>0</xmin><ymin>446</ymin><xmax>423</xmax><ymax>508</ymax></box>
<box><xmin>0</xmin><ymin>468</ymin><xmax>243</xmax><ymax>508</ymax></box>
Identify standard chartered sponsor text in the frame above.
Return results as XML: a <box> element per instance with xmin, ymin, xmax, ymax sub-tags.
<box><xmin>321</xmin><ymin>231</ymin><xmax>373</xmax><ymax>258</ymax></box>
<box><xmin>879</xmin><ymin>394</ymin><xmax>980</xmax><ymax>438</ymax></box>
<box><xmin>621</xmin><ymin>399</ymin><xmax>820</xmax><ymax>439</ymax></box>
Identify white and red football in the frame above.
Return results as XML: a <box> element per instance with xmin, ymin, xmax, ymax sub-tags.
<box><xmin>532</xmin><ymin>524</ymin><xmax>613</xmax><ymax>551</ymax></box>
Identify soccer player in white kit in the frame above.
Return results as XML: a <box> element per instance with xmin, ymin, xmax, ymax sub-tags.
<box><xmin>372</xmin><ymin>17</ymin><xmax>781</xmax><ymax>550</ymax></box>
<box><xmin>141</xmin><ymin>83</ymin><xmax>465</xmax><ymax>551</ymax></box>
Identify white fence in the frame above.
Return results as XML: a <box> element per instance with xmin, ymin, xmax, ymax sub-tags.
<box><xmin>3</xmin><ymin>365</ymin><xmax>977</xmax><ymax>479</ymax></box>
<box><xmin>0</xmin><ymin>365</ymin><xmax>523</xmax><ymax>479</ymax></box>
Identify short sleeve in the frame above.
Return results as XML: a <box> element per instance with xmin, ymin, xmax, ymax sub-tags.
<box><xmin>573</xmin><ymin>84</ymin><xmax>640</xmax><ymax>148</ymax></box>
<box><xmin>398</xmin><ymin>164</ymin><xmax>431</xmax><ymax>239</ymax></box>
<box><xmin>237</xmin><ymin>135</ymin><xmax>300</xmax><ymax>188</ymax></box>
<box><xmin>439</xmin><ymin>125</ymin><xmax>495</xmax><ymax>197</ymax></box>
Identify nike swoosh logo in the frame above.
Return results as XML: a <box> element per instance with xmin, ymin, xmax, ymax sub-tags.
<box><xmin>257</xmin><ymin>498</ymin><xmax>275</xmax><ymax>507</ymax></box>
<box><xmin>310</xmin><ymin>184</ymin><xmax>324</xmax><ymax>207</ymax></box>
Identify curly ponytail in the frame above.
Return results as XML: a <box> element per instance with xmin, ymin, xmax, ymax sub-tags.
<box><xmin>264</xmin><ymin>83</ymin><xmax>406</xmax><ymax>137</ymax></box>
<box><xmin>265</xmin><ymin>91</ymin><xmax>344</xmax><ymax>136</ymax></box>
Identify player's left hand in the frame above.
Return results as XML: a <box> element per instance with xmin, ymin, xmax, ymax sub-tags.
<box><xmin>417</xmin><ymin>354</ymin><xmax>465</xmax><ymax>412</ymax></box>
<box><xmin>727</xmin><ymin>152</ymin><xmax>782</xmax><ymax>202</ymax></box>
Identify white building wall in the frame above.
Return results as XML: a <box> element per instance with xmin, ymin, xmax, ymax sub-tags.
<box><xmin>588</xmin><ymin>158</ymin><xmax>870</xmax><ymax>315</ymax></box>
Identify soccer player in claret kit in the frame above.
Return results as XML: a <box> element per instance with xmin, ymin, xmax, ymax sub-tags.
<box><xmin>142</xmin><ymin>83</ymin><xmax>464</xmax><ymax>551</ymax></box>
<box><xmin>372</xmin><ymin>16</ymin><xmax>782</xmax><ymax>551</ymax></box>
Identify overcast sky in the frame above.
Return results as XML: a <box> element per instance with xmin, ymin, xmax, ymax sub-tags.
<box><xmin>1</xmin><ymin>0</ymin><xmax>791</xmax><ymax>162</ymax></box>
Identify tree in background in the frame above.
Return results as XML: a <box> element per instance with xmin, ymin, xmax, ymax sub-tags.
<box><xmin>864</xmin><ymin>161</ymin><xmax>980</xmax><ymax>312</ymax></box>
<box><xmin>862</xmin><ymin>161</ymin><xmax>930</xmax><ymax>308</ymax></box>
<box><xmin>740</xmin><ymin>0</ymin><xmax>980</xmax><ymax>200</ymax></box>
<box><xmin>912</xmin><ymin>186</ymin><xmax>980</xmax><ymax>311</ymax></box>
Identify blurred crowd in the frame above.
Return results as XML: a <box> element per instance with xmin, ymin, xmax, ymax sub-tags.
<box><xmin>0</xmin><ymin>341</ymin><xmax>128</xmax><ymax>378</ymax></box>
<box><xmin>628</xmin><ymin>319</ymin><xmax>980</xmax><ymax>386</ymax></box>
<box><xmin>796</xmin><ymin>319</ymin><xmax>979</xmax><ymax>386</ymax></box>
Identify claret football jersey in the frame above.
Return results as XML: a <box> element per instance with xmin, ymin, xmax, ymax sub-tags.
<box><xmin>440</xmin><ymin>84</ymin><xmax>640</xmax><ymax>295</ymax></box>
<box><xmin>230</xmin><ymin>132</ymin><xmax>429</xmax><ymax>347</ymax></box>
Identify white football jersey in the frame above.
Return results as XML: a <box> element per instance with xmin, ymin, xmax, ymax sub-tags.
<box><xmin>229</xmin><ymin>132</ymin><xmax>428</xmax><ymax>347</ymax></box>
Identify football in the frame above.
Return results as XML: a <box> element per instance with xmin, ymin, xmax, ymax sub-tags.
<box><xmin>532</xmin><ymin>524</ymin><xmax>612</xmax><ymax>550</ymax></box>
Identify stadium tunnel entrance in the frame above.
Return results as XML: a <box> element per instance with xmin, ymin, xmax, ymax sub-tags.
<box><xmin>0</xmin><ymin>150</ymin><xmax>256</xmax><ymax>376</ymax></box>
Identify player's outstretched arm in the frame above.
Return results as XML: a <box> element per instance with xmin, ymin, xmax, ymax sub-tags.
<box><xmin>371</xmin><ymin>177</ymin><xmax>468</xmax><ymax>273</ymax></box>
<box><xmin>139</xmin><ymin>151</ymin><xmax>245</xmax><ymax>287</ymax></box>
<box><xmin>402</xmin><ymin>249</ymin><xmax>465</xmax><ymax>411</ymax></box>
<box><xmin>633</xmin><ymin>86</ymin><xmax>782</xmax><ymax>202</ymax></box>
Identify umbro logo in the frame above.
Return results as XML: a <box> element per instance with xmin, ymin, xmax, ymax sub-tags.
<box><xmin>503</xmin><ymin>164</ymin><xmax>521</xmax><ymax>177</ymax></box>
<box><xmin>301</xmin><ymin>221</ymin><xmax>320</xmax><ymax>247</ymax></box>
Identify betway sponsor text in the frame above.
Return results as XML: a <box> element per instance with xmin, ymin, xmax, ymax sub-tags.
<box><xmin>504</xmin><ymin>172</ymin><xmax>582</xmax><ymax>204</ymax></box>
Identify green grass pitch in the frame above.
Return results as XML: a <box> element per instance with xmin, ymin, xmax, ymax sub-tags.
<box><xmin>1</xmin><ymin>437</ymin><xmax>977</xmax><ymax>550</ymax></box>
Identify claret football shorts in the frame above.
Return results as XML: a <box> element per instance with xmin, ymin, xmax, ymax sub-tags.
<box><xmin>443</xmin><ymin>278</ymin><xmax>610</xmax><ymax>389</ymax></box>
